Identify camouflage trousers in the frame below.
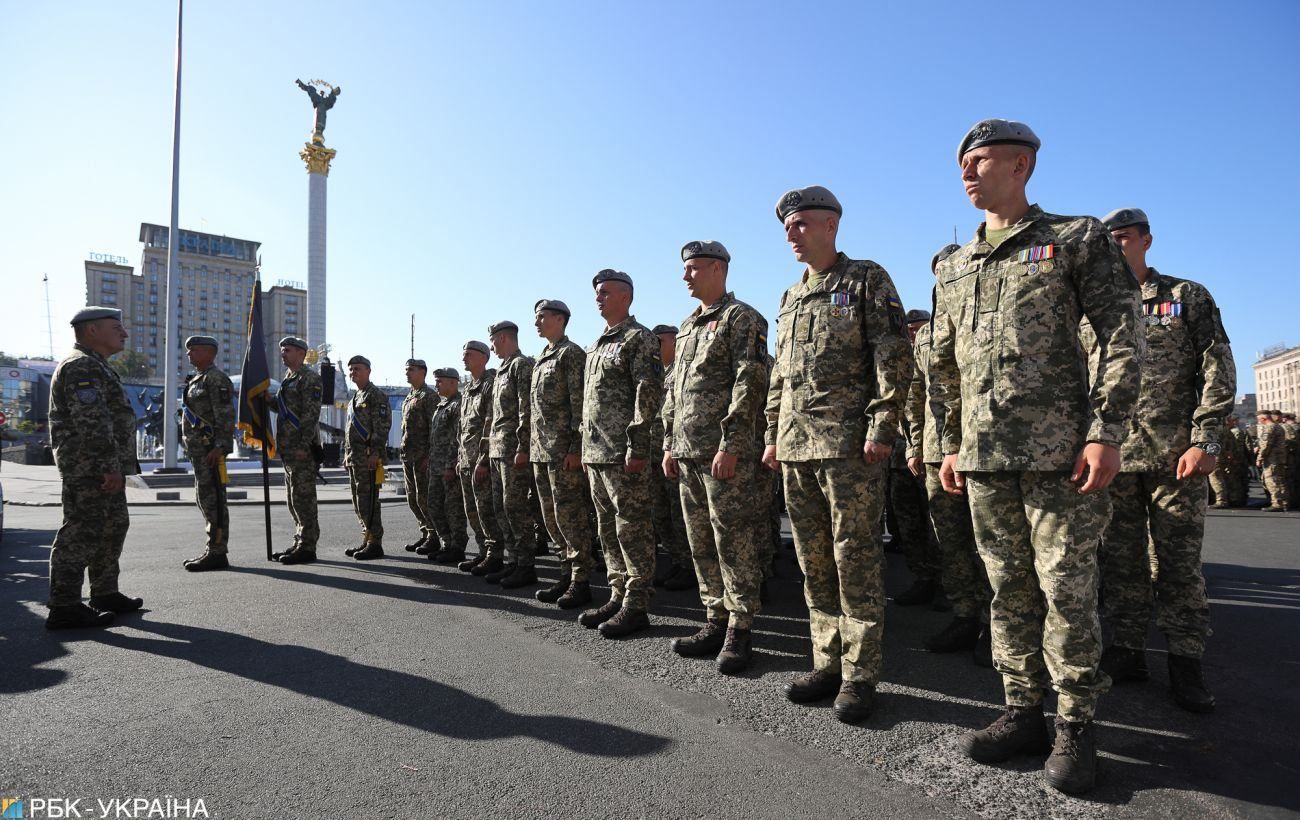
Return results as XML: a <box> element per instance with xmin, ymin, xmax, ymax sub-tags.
<box><xmin>491</xmin><ymin>457</ymin><xmax>535</xmax><ymax>566</ymax></box>
<box><xmin>534</xmin><ymin>461</ymin><xmax>594</xmax><ymax>582</ymax></box>
<box><xmin>678</xmin><ymin>457</ymin><xmax>764</xmax><ymax>629</ymax></box>
<box><xmin>459</xmin><ymin>467</ymin><xmax>502</xmax><ymax>558</ymax></box>
<box><xmin>924</xmin><ymin>465</ymin><xmax>990</xmax><ymax>621</ymax></box>
<box><xmin>403</xmin><ymin>459</ymin><xmax>436</xmax><ymax>539</ymax></box>
<box><xmin>587</xmin><ymin>462</ymin><xmax>655</xmax><ymax>611</ymax></box>
<box><xmin>966</xmin><ymin>471</ymin><xmax>1111</xmax><ymax>722</ymax></box>
<box><xmin>283</xmin><ymin>456</ymin><xmax>319</xmax><ymax>549</ymax></box>
<box><xmin>1262</xmin><ymin>463</ymin><xmax>1290</xmax><ymax>509</ymax></box>
<box><xmin>347</xmin><ymin>464</ymin><xmax>384</xmax><ymax>545</ymax></box>
<box><xmin>48</xmin><ymin>479</ymin><xmax>131</xmax><ymax>606</ymax></box>
<box><xmin>1208</xmin><ymin>464</ymin><xmax>1248</xmax><ymax>507</ymax></box>
<box><xmin>1100</xmin><ymin>470</ymin><xmax>1211</xmax><ymax>659</ymax></box>
<box><xmin>782</xmin><ymin>458</ymin><xmax>886</xmax><ymax>685</ymax></box>
<box><xmin>890</xmin><ymin>467</ymin><xmax>940</xmax><ymax>583</ymax></box>
<box><xmin>754</xmin><ymin>467</ymin><xmax>781</xmax><ymax>580</ymax></box>
<box><xmin>189</xmin><ymin>451</ymin><xmax>229</xmax><ymax>552</ymax></box>
<box><xmin>429</xmin><ymin>470</ymin><xmax>468</xmax><ymax>552</ymax></box>
<box><xmin>651</xmin><ymin>464</ymin><xmax>691</xmax><ymax>567</ymax></box>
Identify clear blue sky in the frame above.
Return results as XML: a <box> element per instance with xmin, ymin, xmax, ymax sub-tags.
<box><xmin>2</xmin><ymin>1</ymin><xmax>1297</xmax><ymax>394</ymax></box>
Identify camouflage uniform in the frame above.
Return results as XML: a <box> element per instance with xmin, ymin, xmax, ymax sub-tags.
<box><xmin>930</xmin><ymin>206</ymin><xmax>1143</xmax><ymax>721</ymax></box>
<box><xmin>489</xmin><ymin>350</ymin><xmax>536</xmax><ymax>567</ymax></box>
<box><xmin>429</xmin><ymin>390</ymin><xmax>468</xmax><ymax>553</ymax></box>
<box><xmin>530</xmin><ymin>335</ymin><xmax>594</xmax><ymax>581</ymax></box>
<box><xmin>182</xmin><ymin>364</ymin><xmax>235</xmax><ymax>553</ymax></box>
<box><xmin>905</xmin><ymin>320</ymin><xmax>989</xmax><ymax>620</ymax></box>
<box><xmin>1210</xmin><ymin>424</ymin><xmax>1249</xmax><ymax>507</ymax></box>
<box><xmin>583</xmin><ymin>316</ymin><xmax>664</xmax><ymax>611</ymax></box>
<box><xmin>459</xmin><ymin>369</ymin><xmax>502</xmax><ymax>557</ymax></box>
<box><xmin>400</xmin><ymin>384</ymin><xmax>437</xmax><ymax>542</ymax></box>
<box><xmin>1284</xmin><ymin>421</ymin><xmax>1300</xmax><ymax>503</ymax></box>
<box><xmin>767</xmin><ymin>253</ymin><xmax>914</xmax><ymax>684</ymax></box>
<box><xmin>344</xmin><ymin>382</ymin><xmax>392</xmax><ymax>546</ymax></box>
<box><xmin>888</xmin><ymin>430</ymin><xmax>940</xmax><ymax>584</ymax></box>
<box><xmin>47</xmin><ymin>344</ymin><xmax>140</xmax><ymax>606</ymax></box>
<box><xmin>1095</xmin><ymin>270</ymin><xmax>1235</xmax><ymax>659</ymax></box>
<box><xmin>664</xmin><ymin>293</ymin><xmax>769</xmax><ymax>629</ymax></box>
<box><xmin>275</xmin><ymin>364</ymin><xmax>323</xmax><ymax>550</ymax></box>
<box><xmin>1258</xmin><ymin>421</ymin><xmax>1290</xmax><ymax>509</ymax></box>
<box><xmin>651</xmin><ymin>362</ymin><xmax>691</xmax><ymax>571</ymax></box>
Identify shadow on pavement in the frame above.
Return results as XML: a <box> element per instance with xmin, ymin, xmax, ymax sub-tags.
<box><xmin>0</xmin><ymin>527</ymin><xmax>69</xmax><ymax>694</ymax></box>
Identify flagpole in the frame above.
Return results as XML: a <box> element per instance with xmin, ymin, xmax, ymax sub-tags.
<box><xmin>160</xmin><ymin>0</ymin><xmax>184</xmax><ymax>471</ymax></box>
<box><xmin>261</xmin><ymin>394</ymin><xmax>273</xmax><ymax>561</ymax></box>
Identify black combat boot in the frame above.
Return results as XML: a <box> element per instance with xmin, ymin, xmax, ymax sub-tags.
<box><xmin>931</xmin><ymin>584</ymin><xmax>952</xmax><ymax>612</ymax></box>
<box><xmin>271</xmin><ymin>544</ymin><xmax>297</xmax><ymax>561</ymax></box>
<box><xmin>536</xmin><ymin>563</ymin><xmax>572</xmax><ymax>603</ymax></box>
<box><xmin>345</xmin><ymin>543</ymin><xmax>366</xmax><ymax>557</ymax></box>
<box><xmin>598</xmin><ymin>606</ymin><xmax>649</xmax><ymax>638</ymax></box>
<box><xmin>500</xmin><ymin>564</ymin><xmax>539</xmax><ymax>589</ymax></box>
<box><xmin>833</xmin><ymin>680</ymin><xmax>875</xmax><ymax>723</ymax></box>
<box><xmin>924</xmin><ymin>616</ymin><xmax>982</xmax><ymax>653</ymax></box>
<box><xmin>88</xmin><ymin>591</ymin><xmax>144</xmax><ymax>613</ymax></box>
<box><xmin>1043</xmin><ymin>718</ymin><xmax>1097</xmax><ymax>795</ymax></box>
<box><xmin>485</xmin><ymin>562</ymin><xmax>517</xmax><ymax>584</ymax></box>
<box><xmin>184</xmin><ymin>551</ymin><xmax>230</xmax><ymax>572</ymax></box>
<box><xmin>671</xmin><ymin>619</ymin><xmax>727</xmax><ymax>657</ymax></box>
<box><xmin>1100</xmin><ymin>645</ymin><xmax>1149</xmax><ymax>683</ymax></box>
<box><xmin>716</xmin><ymin>627</ymin><xmax>752</xmax><ymax>675</ymax></box>
<box><xmin>893</xmin><ymin>578</ymin><xmax>937</xmax><ymax>606</ymax></box>
<box><xmin>434</xmin><ymin>545</ymin><xmax>465</xmax><ymax>564</ymax></box>
<box><xmin>973</xmin><ymin>626</ymin><xmax>994</xmax><ymax>668</ymax></box>
<box><xmin>663</xmin><ymin>564</ymin><xmax>696</xmax><ymax>591</ymax></box>
<box><xmin>404</xmin><ymin>535</ymin><xmax>428</xmax><ymax>552</ymax></box>
<box><xmin>579</xmin><ymin>596</ymin><xmax>623</xmax><ymax>628</ymax></box>
<box><xmin>278</xmin><ymin>548</ymin><xmax>317</xmax><ymax>565</ymax></box>
<box><xmin>458</xmin><ymin>551</ymin><xmax>488</xmax><ymax>572</ymax></box>
<box><xmin>785</xmin><ymin>669</ymin><xmax>842</xmax><ymax>703</ymax></box>
<box><xmin>471</xmin><ymin>555</ymin><xmax>503</xmax><ymax>577</ymax></box>
<box><xmin>557</xmin><ymin>580</ymin><xmax>593</xmax><ymax>610</ymax></box>
<box><xmin>354</xmin><ymin>542</ymin><xmax>385</xmax><ymax>561</ymax></box>
<box><xmin>46</xmin><ymin>603</ymin><xmax>114</xmax><ymax>630</ymax></box>
<box><xmin>534</xmin><ymin>529</ymin><xmax>550</xmax><ymax>557</ymax></box>
<box><xmin>1168</xmin><ymin>654</ymin><xmax>1216</xmax><ymax>713</ymax></box>
<box><xmin>961</xmin><ymin>704</ymin><xmax>1051</xmax><ymax>763</ymax></box>
<box><xmin>415</xmin><ymin>540</ymin><xmax>436</xmax><ymax>556</ymax></box>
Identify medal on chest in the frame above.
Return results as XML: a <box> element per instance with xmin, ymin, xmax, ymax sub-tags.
<box><xmin>1016</xmin><ymin>244</ymin><xmax>1055</xmax><ymax>274</ymax></box>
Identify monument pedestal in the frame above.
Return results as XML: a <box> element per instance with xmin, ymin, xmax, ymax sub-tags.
<box><xmin>298</xmin><ymin>137</ymin><xmax>336</xmax><ymax>355</ymax></box>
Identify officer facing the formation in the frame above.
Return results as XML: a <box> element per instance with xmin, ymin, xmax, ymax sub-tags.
<box><xmin>762</xmin><ymin>186</ymin><xmax>915</xmax><ymax>723</ymax></box>
<box><xmin>530</xmin><ymin>299</ymin><xmax>595</xmax><ymax>608</ymax></box>
<box><xmin>1257</xmin><ymin>410</ymin><xmax>1290</xmax><ymax>511</ymax></box>
<box><xmin>458</xmin><ymin>341</ymin><xmax>505</xmax><ymax>573</ymax></box>
<box><xmin>272</xmin><ymin>337</ymin><xmax>323</xmax><ymax>564</ymax></box>
<box><xmin>342</xmin><ymin>355</ymin><xmax>392</xmax><ymax>561</ymax></box>
<box><xmin>580</xmin><ymin>269</ymin><xmax>664</xmax><ymax>638</ymax></box>
<box><xmin>906</xmin><ymin>245</ymin><xmax>992</xmax><ymax>663</ymax></box>
<box><xmin>181</xmin><ymin>335</ymin><xmax>236</xmax><ymax>572</ymax></box>
<box><xmin>45</xmin><ymin>307</ymin><xmax>143</xmax><ymax>629</ymax></box>
<box><xmin>1095</xmin><ymin>207</ymin><xmax>1235</xmax><ymax>713</ymax></box>
<box><xmin>931</xmin><ymin>119</ymin><xmax>1143</xmax><ymax>794</ymax></box>
<box><xmin>428</xmin><ymin>368</ymin><xmax>470</xmax><ymax>564</ymax></box>
<box><xmin>400</xmin><ymin>359</ymin><xmax>438</xmax><ymax>555</ymax></box>
<box><xmin>650</xmin><ymin>323</ymin><xmax>693</xmax><ymax>590</ymax></box>
<box><xmin>662</xmin><ymin>240</ymin><xmax>770</xmax><ymax>674</ymax></box>
<box><xmin>486</xmin><ymin>320</ymin><xmax>539</xmax><ymax>588</ymax></box>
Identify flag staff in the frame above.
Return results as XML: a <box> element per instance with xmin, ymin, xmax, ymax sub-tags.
<box><xmin>160</xmin><ymin>0</ymin><xmax>184</xmax><ymax>471</ymax></box>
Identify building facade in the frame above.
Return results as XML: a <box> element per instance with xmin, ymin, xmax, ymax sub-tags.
<box><xmin>1254</xmin><ymin>344</ymin><xmax>1300</xmax><ymax>414</ymax></box>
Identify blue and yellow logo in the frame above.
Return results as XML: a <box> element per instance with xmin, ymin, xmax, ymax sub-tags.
<box><xmin>1</xmin><ymin>798</ymin><xmax>24</xmax><ymax>819</ymax></box>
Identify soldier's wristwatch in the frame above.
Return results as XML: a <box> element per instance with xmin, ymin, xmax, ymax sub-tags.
<box><xmin>1193</xmin><ymin>442</ymin><xmax>1221</xmax><ymax>456</ymax></box>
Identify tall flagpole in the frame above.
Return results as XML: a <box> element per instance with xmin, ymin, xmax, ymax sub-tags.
<box><xmin>160</xmin><ymin>0</ymin><xmax>184</xmax><ymax>471</ymax></box>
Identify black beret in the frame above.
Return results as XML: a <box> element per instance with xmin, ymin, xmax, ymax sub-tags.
<box><xmin>651</xmin><ymin>324</ymin><xmax>678</xmax><ymax>336</ymax></box>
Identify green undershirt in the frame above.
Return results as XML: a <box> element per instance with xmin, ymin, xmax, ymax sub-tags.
<box><xmin>985</xmin><ymin>225</ymin><xmax>1014</xmax><ymax>249</ymax></box>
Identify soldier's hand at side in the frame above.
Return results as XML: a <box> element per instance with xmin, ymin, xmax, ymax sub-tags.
<box><xmin>101</xmin><ymin>471</ymin><xmax>124</xmax><ymax>494</ymax></box>
<box><xmin>761</xmin><ymin>445</ymin><xmax>780</xmax><ymax>472</ymax></box>
<box><xmin>662</xmin><ymin>452</ymin><xmax>678</xmax><ymax>480</ymax></box>
<box><xmin>367</xmin><ymin>454</ymin><xmax>380</xmax><ymax>470</ymax></box>
<box><xmin>204</xmin><ymin>450</ymin><xmax>222</xmax><ymax>468</ymax></box>
<box><xmin>711</xmin><ymin>450</ymin><xmax>737</xmax><ymax>480</ymax></box>
<box><xmin>939</xmin><ymin>454</ymin><xmax>964</xmax><ymax>495</ymax></box>
<box><xmin>1176</xmin><ymin>448</ymin><xmax>1216</xmax><ymax>481</ymax></box>
<box><xmin>513</xmin><ymin>452</ymin><xmax>528</xmax><ymax>470</ymax></box>
<box><xmin>624</xmin><ymin>455</ymin><xmax>646</xmax><ymax>474</ymax></box>
<box><xmin>562</xmin><ymin>453</ymin><xmax>582</xmax><ymax>472</ymax></box>
<box><xmin>907</xmin><ymin>456</ymin><xmax>924</xmax><ymax>477</ymax></box>
<box><xmin>863</xmin><ymin>439</ymin><xmax>891</xmax><ymax>465</ymax></box>
<box><xmin>1073</xmin><ymin>442</ymin><xmax>1120</xmax><ymax>493</ymax></box>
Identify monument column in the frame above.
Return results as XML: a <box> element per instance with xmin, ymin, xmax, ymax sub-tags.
<box><xmin>299</xmin><ymin>136</ymin><xmax>336</xmax><ymax>353</ymax></box>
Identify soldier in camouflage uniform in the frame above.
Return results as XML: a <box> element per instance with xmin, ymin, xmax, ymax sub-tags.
<box><xmin>650</xmin><ymin>324</ymin><xmax>694</xmax><ymax>590</ymax></box>
<box><xmin>1209</xmin><ymin>415</ymin><xmax>1249</xmax><ymax>508</ymax></box>
<box><xmin>579</xmin><ymin>269</ymin><xmax>664</xmax><ymax>638</ymax></box>
<box><xmin>930</xmin><ymin>120</ymin><xmax>1143</xmax><ymax>794</ymax></box>
<box><xmin>662</xmin><ymin>240</ymin><xmax>769</xmax><ymax>675</ymax></box>
<box><xmin>457</xmin><ymin>341</ymin><xmax>505</xmax><ymax>574</ymax></box>
<box><xmin>428</xmin><ymin>368</ymin><xmax>469</xmax><ymax>564</ymax></box>
<box><xmin>1257</xmin><ymin>410</ymin><xmax>1290</xmax><ymax>511</ymax></box>
<box><xmin>890</xmin><ymin>310</ymin><xmax>942</xmax><ymax>608</ymax></box>
<box><xmin>45</xmin><ymin>307</ymin><xmax>142</xmax><ymax>629</ymax></box>
<box><xmin>181</xmin><ymin>335</ymin><xmax>236</xmax><ymax>572</ymax></box>
<box><xmin>273</xmin><ymin>336</ymin><xmax>323</xmax><ymax>564</ymax></box>
<box><xmin>762</xmin><ymin>186</ymin><xmax>914</xmax><ymax>724</ymax></box>
<box><xmin>530</xmin><ymin>299</ymin><xmax>596</xmax><ymax>609</ymax></box>
<box><xmin>486</xmin><ymin>320</ymin><xmax>538</xmax><ymax>588</ymax></box>
<box><xmin>342</xmin><ymin>355</ymin><xmax>392</xmax><ymax>561</ymax></box>
<box><xmin>1283</xmin><ymin>413</ymin><xmax>1300</xmax><ymax>504</ymax></box>
<box><xmin>399</xmin><ymin>359</ymin><xmax>438</xmax><ymax>554</ymax></box>
<box><xmin>1093</xmin><ymin>207</ymin><xmax>1235</xmax><ymax>714</ymax></box>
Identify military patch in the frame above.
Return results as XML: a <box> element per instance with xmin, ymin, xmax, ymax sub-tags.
<box><xmin>76</xmin><ymin>387</ymin><xmax>99</xmax><ymax>404</ymax></box>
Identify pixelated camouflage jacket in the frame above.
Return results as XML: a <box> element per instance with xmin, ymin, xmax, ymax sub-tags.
<box><xmin>399</xmin><ymin>384</ymin><xmax>437</xmax><ymax>461</ymax></box>
<box><xmin>489</xmin><ymin>350</ymin><xmax>534</xmax><ymax>460</ymax></box>
<box><xmin>457</xmin><ymin>369</ymin><xmax>496</xmax><ymax>469</ymax></box>
<box><xmin>49</xmin><ymin>344</ymin><xmax>140</xmax><ymax>480</ymax></box>
<box><xmin>582</xmin><ymin>315</ymin><xmax>664</xmax><ymax>464</ymax></box>
<box><xmin>274</xmin><ymin>364</ymin><xmax>322</xmax><ymax>456</ymax></box>
<box><xmin>344</xmin><ymin>383</ymin><xmax>391</xmax><ymax>467</ymax></box>
<box><xmin>182</xmin><ymin>365</ymin><xmax>235</xmax><ymax>456</ymax></box>
<box><xmin>530</xmin><ymin>336</ymin><xmax>585</xmax><ymax>462</ymax></box>
<box><xmin>430</xmin><ymin>392</ymin><xmax>461</xmax><ymax>472</ymax></box>
<box><xmin>1257</xmin><ymin>422</ymin><xmax>1287</xmax><ymax>466</ymax></box>
<box><xmin>904</xmin><ymin>318</ymin><xmax>947</xmax><ymax>464</ymax></box>
<box><xmin>930</xmin><ymin>206</ymin><xmax>1143</xmax><ymax>471</ymax></box>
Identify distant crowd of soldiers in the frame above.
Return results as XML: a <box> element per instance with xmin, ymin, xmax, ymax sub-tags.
<box><xmin>44</xmin><ymin>117</ymin><xmax>1292</xmax><ymax>796</ymax></box>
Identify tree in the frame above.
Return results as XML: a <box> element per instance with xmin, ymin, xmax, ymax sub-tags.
<box><xmin>0</xmin><ymin>351</ymin><xmax>17</xmax><ymax>366</ymax></box>
<box><xmin>110</xmin><ymin>350</ymin><xmax>151</xmax><ymax>380</ymax></box>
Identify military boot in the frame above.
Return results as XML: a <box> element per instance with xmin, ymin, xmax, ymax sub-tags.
<box><xmin>579</xmin><ymin>596</ymin><xmax>623</xmax><ymax>628</ymax></box>
<box><xmin>672</xmin><ymin>618</ymin><xmax>727</xmax><ymax>657</ymax></box>
<box><xmin>973</xmin><ymin>626</ymin><xmax>994</xmax><ymax>668</ymax></box>
<box><xmin>471</xmin><ymin>554</ymin><xmax>503</xmax><ymax>577</ymax></box>
<box><xmin>833</xmin><ymin>680</ymin><xmax>875</xmax><ymax>723</ymax></box>
<box><xmin>271</xmin><ymin>543</ymin><xmax>298</xmax><ymax>561</ymax></box>
<box><xmin>663</xmin><ymin>564</ymin><xmax>696</xmax><ymax>591</ymax></box>
<box><xmin>46</xmin><ymin>603</ymin><xmax>114</xmax><ymax>630</ymax></box>
<box><xmin>354</xmin><ymin>542</ymin><xmax>385</xmax><ymax>561</ymax></box>
<box><xmin>534</xmin><ymin>529</ymin><xmax>550</xmax><ymax>557</ymax></box>
<box><xmin>893</xmin><ymin>578</ymin><xmax>937</xmax><ymax>606</ymax></box>
<box><xmin>556</xmin><ymin>580</ymin><xmax>593</xmax><ymax>610</ymax></box>
<box><xmin>279</xmin><ymin>547</ymin><xmax>317</xmax><ymax>565</ymax></box>
<box><xmin>924</xmin><ymin>616</ymin><xmax>982</xmax><ymax>653</ymax></box>
<box><xmin>785</xmin><ymin>669</ymin><xmax>841</xmax><ymax>703</ymax></box>
<box><xmin>1043</xmin><ymin>718</ymin><xmax>1097</xmax><ymax>795</ymax></box>
<box><xmin>184</xmin><ymin>551</ymin><xmax>230</xmax><ymax>572</ymax></box>
<box><xmin>434</xmin><ymin>545</ymin><xmax>465</xmax><ymax>564</ymax></box>
<box><xmin>415</xmin><ymin>539</ymin><xmax>437</xmax><ymax>556</ymax></box>
<box><xmin>536</xmin><ymin>562</ymin><xmax>572</xmax><ymax>603</ymax></box>
<box><xmin>716</xmin><ymin>627</ymin><xmax>752</xmax><ymax>675</ymax></box>
<box><xmin>88</xmin><ymin>591</ymin><xmax>144</xmax><ymax>613</ymax></box>
<box><xmin>931</xmin><ymin>584</ymin><xmax>952</xmax><ymax>612</ymax></box>
<box><xmin>485</xmin><ymin>562</ymin><xmax>517</xmax><ymax>584</ymax></box>
<box><xmin>1168</xmin><ymin>655</ymin><xmax>1216</xmax><ymax>713</ymax></box>
<box><xmin>458</xmin><ymin>551</ymin><xmax>488</xmax><ymax>572</ymax></box>
<box><xmin>1100</xmin><ymin>645</ymin><xmax>1149</xmax><ymax>683</ymax></box>
<box><xmin>500</xmin><ymin>564</ymin><xmax>539</xmax><ymax>589</ymax></box>
<box><xmin>598</xmin><ymin>606</ymin><xmax>649</xmax><ymax>639</ymax></box>
<box><xmin>404</xmin><ymin>535</ymin><xmax>428</xmax><ymax>552</ymax></box>
<box><xmin>345</xmin><ymin>542</ymin><xmax>367</xmax><ymax>557</ymax></box>
<box><xmin>961</xmin><ymin>704</ymin><xmax>1051</xmax><ymax>763</ymax></box>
